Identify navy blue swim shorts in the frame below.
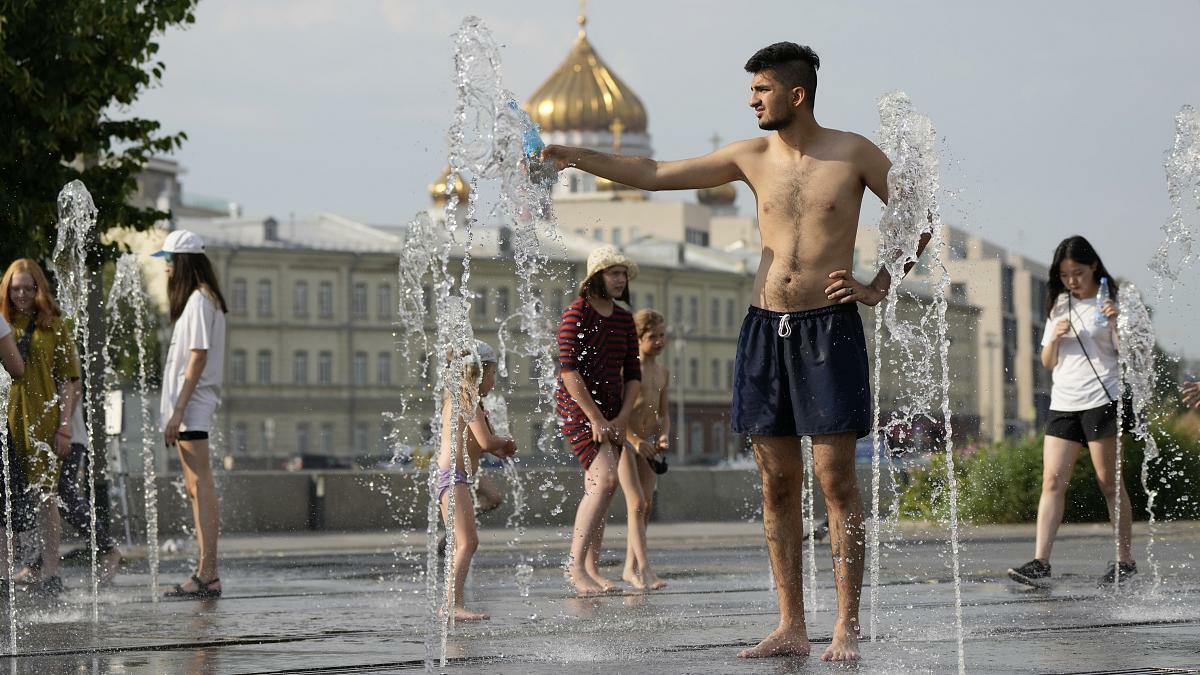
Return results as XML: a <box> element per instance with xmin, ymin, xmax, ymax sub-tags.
<box><xmin>731</xmin><ymin>304</ymin><xmax>872</xmax><ymax>439</ymax></box>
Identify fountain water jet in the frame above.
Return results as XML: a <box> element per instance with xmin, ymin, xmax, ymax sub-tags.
<box><xmin>48</xmin><ymin>180</ymin><xmax>101</xmax><ymax>622</ymax></box>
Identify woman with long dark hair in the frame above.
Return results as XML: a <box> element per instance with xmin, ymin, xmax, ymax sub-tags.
<box><xmin>153</xmin><ymin>230</ymin><xmax>228</xmax><ymax>598</ymax></box>
<box><xmin>1</xmin><ymin>258</ymin><xmax>81</xmax><ymax>596</ymax></box>
<box><xmin>1007</xmin><ymin>235</ymin><xmax>1135</xmax><ymax>588</ymax></box>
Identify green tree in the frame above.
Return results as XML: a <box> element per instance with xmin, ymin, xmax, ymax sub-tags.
<box><xmin>0</xmin><ymin>0</ymin><xmax>197</xmax><ymax>264</ymax></box>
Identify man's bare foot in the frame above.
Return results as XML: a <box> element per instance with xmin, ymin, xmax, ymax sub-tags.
<box><xmin>453</xmin><ymin>606</ymin><xmax>490</xmax><ymax>621</ymax></box>
<box><xmin>585</xmin><ymin>567</ymin><xmax>617</xmax><ymax>593</ymax></box>
<box><xmin>568</xmin><ymin>567</ymin><xmax>606</xmax><ymax>597</ymax></box>
<box><xmin>820</xmin><ymin>621</ymin><xmax>861</xmax><ymax>662</ymax></box>
<box><xmin>644</xmin><ymin>571</ymin><xmax>667</xmax><ymax>590</ymax></box>
<box><xmin>622</xmin><ymin>567</ymin><xmax>640</xmax><ymax>587</ymax></box>
<box><xmin>738</xmin><ymin>624</ymin><xmax>811</xmax><ymax>658</ymax></box>
<box><xmin>100</xmin><ymin>548</ymin><xmax>122</xmax><ymax>586</ymax></box>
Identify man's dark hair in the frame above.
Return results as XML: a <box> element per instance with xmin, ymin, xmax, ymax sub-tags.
<box><xmin>744</xmin><ymin>42</ymin><xmax>820</xmax><ymax>109</ymax></box>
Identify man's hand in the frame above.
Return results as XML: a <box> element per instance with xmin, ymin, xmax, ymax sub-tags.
<box><xmin>1182</xmin><ymin>380</ymin><xmax>1200</xmax><ymax>409</ymax></box>
<box><xmin>541</xmin><ymin>145</ymin><xmax>578</xmax><ymax>172</ymax></box>
<box><xmin>826</xmin><ymin>270</ymin><xmax>886</xmax><ymax>307</ymax></box>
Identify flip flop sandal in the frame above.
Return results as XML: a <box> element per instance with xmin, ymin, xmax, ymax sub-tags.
<box><xmin>164</xmin><ymin>574</ymin><xmax>222</xmax><ymax>599</ymax></box>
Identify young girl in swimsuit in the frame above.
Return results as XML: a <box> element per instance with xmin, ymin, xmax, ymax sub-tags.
<box><xmin>437</xmin><ymin>340</ymin><xmax>516</xmax><ymax>621</ymax></box>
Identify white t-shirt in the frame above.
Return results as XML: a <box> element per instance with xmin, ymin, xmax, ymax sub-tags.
<box><xmin>70</xmin><ymin>403</ymin><xmax>88</xmax><ymax>449</ymax></box>
<box><xmin>0</xmin><ymin>313</ymin><xmax>10</xmax><ymax>339</ymax></box>
<box><xmin>1041</xmin><ymin>292</ymin><xmax>1119</xmax><ymax>412</ymax></box>
<box><xmin>160</xmin><ymin>288</ymin><xmax>226</xmax><ymax>432</ymax></box>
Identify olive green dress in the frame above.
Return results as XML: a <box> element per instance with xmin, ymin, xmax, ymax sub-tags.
<box><xmin>6</xmin><ymin>313</ymin><xmax>81</xmax><ymax>490</ymax></box>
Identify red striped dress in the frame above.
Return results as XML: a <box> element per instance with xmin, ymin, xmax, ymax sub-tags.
<box><xmin>555</xmin><ymin>296</ymin><xmax>641</xmax><ymax>470</ymax></box>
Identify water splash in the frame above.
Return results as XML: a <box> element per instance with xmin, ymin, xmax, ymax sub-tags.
<box><xmin>1150</xmin><ymin>106</ymin><xmax>1200</xmax><ymax>298</ymax></box>
<box><xmin>801</xmin><ymin>436</ymin><xmax>817</xmax><ymax>617</ymax></box>
<box><xmin>869</xmin><ymin>91</ymin><xmax>964</xmax><ymax>672</ymax></box>
<box><xmin>0</xmin><ymin>370</ymin><xmax>16</xmax><ymax>653</ymax></box>
<box><xmin>1116</xmin><ymin>284</ymin><xmax>1162</xmax><ymax>590</ymax></box>
<box><xmin>105</xmin><ymin>253</ymin><xmax>159</xmax><ymax>601</ymax></box>
<box><xmin>48</xmin><ymin>180</ymin><xmax>101</xmax><ymax>622</ymax></box>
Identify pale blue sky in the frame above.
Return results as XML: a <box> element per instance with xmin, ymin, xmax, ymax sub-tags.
<box><xmin>129</xmin><ymin>0</ymin><xmax>1200</xmax><ymax>353</ymax></box>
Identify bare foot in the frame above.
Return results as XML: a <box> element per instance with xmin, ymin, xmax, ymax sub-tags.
<box><xmin>820</xmin><ymin>621</ymin><xmax>861</xmax><ymax>662</ymax></box>
<box><xmin>621</xmin><ymin>567</ymin><xmax>640</xmax><ymax>587</ymax></box>
<box><xmin>644</xmin><ymin>571</ymin><xmax>667</xmax><ymax>591</ymax></box>
<box><xmin>453</xmin><ymin>606</ymin><xmax>490</xmax><ymax>622</ymax></box>
<box><xmin>100</xmin><ymin>548</ymin><xmax>122</xmax><ymax>586</ymax></box>
<box><xmin>738</xmin><ymin>624</ymin><xmax>811</xmax><ymax>658</ymax></box>
<box><xmin>585</xmin><ymin>567</ymin><xmax>617</xmax><ymax>593</ymax></box>
<box><xmin>12</xmin><ymin>564</ymin><xmax>39</xmax><ymax>586</ymax></box>
<box><xmin>568</xmin><ymin>567</ymin><xmax>606</xmax><ymax>597</ymax></box>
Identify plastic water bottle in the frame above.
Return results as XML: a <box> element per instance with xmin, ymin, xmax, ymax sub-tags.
<box><xmin>1095</xmin><ymin>277</ymin><xmax>1110</xmax><ymax>327</ymax></box>
<box><xmin>507</xmin><ymin>99</ymin><xmax>557</xmax><ymax>187</ymax></box>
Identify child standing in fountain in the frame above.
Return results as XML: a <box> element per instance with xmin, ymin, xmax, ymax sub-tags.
<box><xmin>619</xmin><ymin>308</ymin><xmax>670</xmax><ymax>591</ymax></box>
<box><xmin>1008</xmin><ymin>235</ymin><xmax>1136</xmax><ymax>588</ymax></box>
<box><xmin>436</xmin><ymin>340</ymin><xmax>517</xmax><ymax>621</ymax></box>
<box><xmin>556</xmin><ymin>246</ymin><xmax>642</xmax><ymax>597</ymax></box>
<box><xmin>153</xmin><ymin>230</ymin><xmax>229</xmax><ymax>599</ymax></box>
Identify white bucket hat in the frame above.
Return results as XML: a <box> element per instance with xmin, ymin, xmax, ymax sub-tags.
<box><xmin>581</xmin><ymin>245</ymin><xmax>639</xmax><ymax>291</ymax></box>
<box><xmin>151</xmin><ymin>229</ymin><xmax>205</xmax><ymax>257</ymax></box>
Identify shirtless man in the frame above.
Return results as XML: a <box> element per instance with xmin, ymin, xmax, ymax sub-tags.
<box><xmin>620</xmin><ymin>309</ymin><xmax>671</xmax><ymax>590</ymax></box>
<box><xmin>545</xmin><ymin>42</ymin><xmax>908</xmax><ymax>662</ymax></box>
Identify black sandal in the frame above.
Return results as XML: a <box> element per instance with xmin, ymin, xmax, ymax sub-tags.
<box><xmin>164</xmin><ymin>574</ymin><xmax>222</xmax><ymax>599</ymax></box>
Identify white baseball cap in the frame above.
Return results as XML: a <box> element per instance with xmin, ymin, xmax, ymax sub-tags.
<box><xmin>151</xmin><ymin>229</ymin><xmax>205</xmax><ymax>257</ymax></box>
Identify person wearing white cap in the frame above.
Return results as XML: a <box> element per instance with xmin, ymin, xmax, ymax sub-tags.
<box><xmin>555</xmin><ymin>245</ymin><xmax>642</xmax><ymax>596</ymax></box>
<box><xmin>152</xmin><ymin>230</ymin><xmax>229</xmax><ymax>598</ymax></box>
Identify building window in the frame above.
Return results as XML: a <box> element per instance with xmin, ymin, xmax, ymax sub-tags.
<box><xmin>710</xmin><ymin>298</ymin><xmax>720</xmax><ymax>331</ymax></box>
<box><xmin>645</xmin><ymin>293</ymin><xmax>655</xmax><ymax>312</ymax></box>
<box><xmin>379</xmin><ymin>421</ymin><xmax>393</xmax><ymax>455</ymax></box>
<box><xmin>950</xmin><ymin>282</ymin><xmax>967</xmax><ymax>303</ymax></box>
<box><xmin>725</xmin><ymin>299</ymin><xmax>735</xmax><ymax>331</ymax></box>
<box><xmin>257</xmin><ymin>350</ymin><xmax>272</xmax><ymax>384</ymax></box>
<box><xmin>688</xmin><ymin>297</ymin><xmax>699</xmax><ymax>327</ymax></box>
<box><xmin>257</xmin><ymin>279</ymin><xmax>273</xmax><ymax>317</ymax></box>
<box><xmin>712</xmin><ymin>423</ymin><xmax>726</xmax><ymax>458</ymax></box>
<box><xmin>689</xmin><ymin>357</ymin><xmax>699</xmax><ymax>388</ymax></box>
<box><xmin>353</xmin><ymin>352</ymin><xmax>368</xmax><ymax>386</ymax></box>
<box><xmin>318</xmin><ymin>281</ymin><xmax>334</xmax><ymax>319</ymax></box>
<box><xmin>377</xmin><ymin>283</ymin><xmax>393</xmax><ymax>321</ymax></box>
<box><xmin>233</xmin><ymin>422</ymin><xmax>248</xmax><ymax>454</ymax></box>
<box><xmin>685</xmin><ymin>228</ymin><xmax>710</xmax><ymax>247</ymax></box>
<box><xmin>318</xmin><ymin>351</ymin><xmax>333</xmax><ymax>385</ymax></box>
<box><xmin>377</xmin><ymin>351</ymin><xmax>392</xmax><ymax>385</ymax></box>
<box><xmin>1003</xmin><ymin>317</ymin><xmax>1018</xmax><ymax>384</ymax></box>
<box><xmin>353</xmin><ymin>423</ymin><xmax>368</xmax><ymax>455</ymax></box>
<box><xmin>293</xmin><ymin>281</ymin><xmax>309</xmax><ymax>318</ymax></box>
<box><xmin>1032</xmin><ymin>279</ymin><xmax>1048</xmax><ymax>316</ymax></box>
<box><xmin>422</xmin><ymin>284</ymin><xmax>433</xmax><ymax>314</ymax></box>
<box><xmin>293</xmin><ymin>350</ymin><xmax>308</xmax><ymax>385</ymax></box>
<box><xmin>711</xmin><ymin>359</ymin><xmax>720</xmax><ymax>391</ymax></box>
<box><xmin>1002</xmin><ymin>265</ymin><xmax>1015</xmax><ymax>315</ymax></box>
<box><xmin>320</xmin><ymin>423</ymin><xmax>335</xmax><ymax>454</ymax></box>
<box><xmin>231</xmin><ymin>350</ymin><xmax>247</xmax><ymax>385</ymax></box>
<box><xmin>497</xmin><ymin>287</ymin><xmax>510</xmax><ymax>317</ymax></box>
<box><xmin>297</xmin><ymin>422</ymin><xmax>310</xmax><ymax>454</ymax></box>
<box><xmin>593</xmin><ymin>229</ymin><xmax>604</xmax><ymax>241</ymax></box>
<box><xmin>352</xmin><ymin>282</ymin><xmax>368</xmax><ymax>321</ymax></box>
<box><xmin>231</xmin><ymin>279</ymin><xmax>247</xmax><ymax>315</ymax></box>
<box><xmin>612</xmin><ymin>228</ymin><xmax>622</xmax><ymax>245</ymax></box>
<box><xmin>727</xmin><ymin>359</ymin><xmax>735</xmax><ymax>389</ymax></box>
<box><xmin>673</xmin><ymin>296</ymin><xmax>684</xmax><ymax>324</ymax></box>
<box><xmin>260</xmin><ymin>420</ymin><xmax>273</xmax><ymax>455</ymax></box>
<box><xmin>474</xmin><ymin>289</ymin><xmax>488</xmax><ymax>318</ymax></box>
<box><xmin>690</xmin><ymin>422</ymin><xmax>704</xmax><ymax>457</ymax></box>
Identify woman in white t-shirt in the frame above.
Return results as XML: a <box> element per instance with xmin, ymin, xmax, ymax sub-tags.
<box><xmin>1007</xmin><ymin>236</ymin><xmax>1135</xmax><ymax>589</ymax></box>
<box><xmin>153</xmin><ymin>230</ymin><xmax>228</xmax><ymax>599</ymax></box>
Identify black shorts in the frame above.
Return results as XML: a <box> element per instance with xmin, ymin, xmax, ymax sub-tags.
<box><xmin>179</xmin><ymin>430</ymin><xmax>209</xmax><ymax>441</ymax></box>
<box><xmin>1045</xmin><ymin>401</ymin><xmax>1118</xmax><ymax>444</ymax></box>
<box><xmin>731</xmin><ymin>304</ymin><xmax>872</xmax><ymax>439</ymax></box>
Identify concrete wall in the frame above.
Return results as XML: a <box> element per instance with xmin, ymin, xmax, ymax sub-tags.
<box><xmin>114</xmin><ymin>466</ymin><xmax>879</xmax><ymax>535</ymax></box>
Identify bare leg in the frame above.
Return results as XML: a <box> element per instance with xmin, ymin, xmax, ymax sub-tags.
<box><xmin>38</xmin><ymin>498</ymin><xmax>62</xmax><ymax>579</ymax></box>
<box><xmin>176</xmin><ymin>438</ymin><xmax>221</xmax><ymax>592</ymax></box>
<box><xmin>811</xmin><ymin>432</ymin><xmax>864</xmax><ymax>662</ymax></box>
<box><xmin>1034</xmin><ymin>436</ymin><xmax>1082</xmax><ymax>562</ymax></box>
<box><xmin>568</xmin><ymin>443</ymin><xmax>618</xmax><ymax>596</ymax></box>
<box><xmin>1088</xmin><ymin>436</ymin><xmax>1133</xmax><ymax>563</ymax></box>
<box><xmin>441</xmin><ymin>483</ymin><xmax>487</xmax><ymax>621</ymax></box>
<box><xmin>585</xmin><ymin>495</ymin><xmax>615</xmax><ymax>591</ymax></box>
<box><xmin>618</xmin><ymin>449</ymin><xmax>658</xmax><ymax>589</ymax></box>
<box><xmin>739</xmin><ymin>435</ymin><xmax>810</xmax><ymax>659</ymax></box>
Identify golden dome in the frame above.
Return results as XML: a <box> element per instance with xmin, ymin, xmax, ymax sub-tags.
<box><xmin>697</xmin><ymin>183</ymin><xmax>737</xmax><ymax>206</ymax></box>
<box><xmin>429</xmin><ymin>166</ymin><xmax>469</xmax><ymax>206</ymax></box>
<box><xmin>595</xmin><ymin>176</ymin><xmax>647</xmax><ymax>200</ymax></box>
<box><xmin>524</xmin><ymin>14</ymin><xmax>648</xmax><ymax>135</ymax></box>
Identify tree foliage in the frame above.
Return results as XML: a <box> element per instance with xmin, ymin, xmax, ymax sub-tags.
<box><xmin>0</xmin><ymin>0</ymin><xmax>197</xmax><ymax>265</ymax></box>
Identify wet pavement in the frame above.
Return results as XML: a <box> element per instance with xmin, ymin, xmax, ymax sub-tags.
<box><xmin>4</xmin><ymin>521</ymin><xmax>1199</xmax><ymax>673</ymax></box>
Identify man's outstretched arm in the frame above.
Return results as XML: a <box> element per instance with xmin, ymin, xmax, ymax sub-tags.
<box><xmin>542</xmin><ymin>141</ymin><xmax>746</xmax><ymax>192</ymax></box>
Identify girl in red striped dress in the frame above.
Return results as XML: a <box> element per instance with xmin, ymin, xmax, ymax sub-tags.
<box><xmin>556</xmin><ymin>246</ymin><xmax>642</xmax><ymax>596</ymax></box>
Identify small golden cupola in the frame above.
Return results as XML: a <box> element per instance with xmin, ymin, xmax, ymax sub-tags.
<box><xmin>428</xmin><ymin>166</ymin><xmax>470</xmax><ymax>206</ymax></box>
<box><xmin>696</xmin><ymin>134</ymin><xmax>737</xmax><ymax>213</ymax></box>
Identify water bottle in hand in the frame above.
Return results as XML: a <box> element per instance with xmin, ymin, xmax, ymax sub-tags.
<box><xmin>507</xmin><ymin>100</ymin><xmax>557</xmax><ymax>188</ymax></box>
<box><xmin>1095</xmin><ymin>277</ymin><xmax>1110</xmax><ymax>327</ymax></box>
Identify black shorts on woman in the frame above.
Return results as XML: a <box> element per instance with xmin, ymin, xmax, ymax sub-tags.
<box><xmin>731</xmin><ymin>304</ymin><xmax>872</xmax><ymax>440</ymax></box>
<box><xmin>1045</xmin><ymin>401</ymin><xmax>1118</xmax><ymax>444</ymax></box>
